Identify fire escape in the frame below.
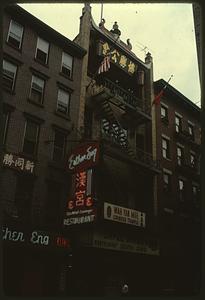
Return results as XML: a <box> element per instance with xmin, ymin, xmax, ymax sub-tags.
<box><xmin>88</xmin><ymin>76</ymin><xmax>160</xmax><ymax>173</ymax></box>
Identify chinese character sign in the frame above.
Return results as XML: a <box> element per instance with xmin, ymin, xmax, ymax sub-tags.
<box><xmin>99</xmin><ymin>41</ymin><xmax>138</xmax><ymax>75</ymax></box>
<box><xmin>64</xmin><ymin>169</ymin><xmax>96</xmax><ymax>226</ymax></box>
<box><xmin>3</xmin><ymin>153</ymin><xmax>35</xmax><ymax>174</ymax></box>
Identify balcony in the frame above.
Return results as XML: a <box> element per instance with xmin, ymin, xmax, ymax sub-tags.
<box><xmin>176</xmin><ymin>158</ymin><xmax>200</xmax><ymax>177</ymax></box>
<box><xmin>101</xmin><ymin>133</ymin><xmax>161</xmax><ymax>174</ymax></box>
<box><xmin>175</xmin><ymin>129</ymin><xmax>200</xmax><ymax>149</ymax></box>
<box><xmin>90</xmin><ymin>77</ymin><xmax>151</xmax><ymax>126</ymax></box>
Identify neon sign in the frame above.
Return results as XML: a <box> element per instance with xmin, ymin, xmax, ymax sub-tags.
<box><xmin>67</xmin><ymin>142</ymin><xmax>99</xmax><ymax>173</ymax></box>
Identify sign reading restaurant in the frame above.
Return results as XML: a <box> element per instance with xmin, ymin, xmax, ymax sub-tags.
<box><xmin>67</xmin><ymin>142</ymin><xmax>100</xmax><ymax>173</ymax></box>
<box><xmin>104</xmin><ymin>202</ymin><xmax>146</xmax><ymax>228</ymax></box>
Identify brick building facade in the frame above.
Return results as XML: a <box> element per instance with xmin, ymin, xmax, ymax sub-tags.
<box><xmin>154</xmin><ymin>79</ymin><xmax>201</xmax><ymax>295</ymax></box>
<box><xmin>2</xmin><ymin>4</ymin><xmax>86</xmax><ymax>296</ymax></box>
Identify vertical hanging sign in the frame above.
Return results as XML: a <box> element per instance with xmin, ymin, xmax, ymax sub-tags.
<box><xmin>64</xmin><ymin>143</ymin><xmax>100</xmax><ymax>226</ymax></box>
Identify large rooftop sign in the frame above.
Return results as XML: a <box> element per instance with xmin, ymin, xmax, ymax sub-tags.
<box><xmin>98</xmin><ymin>40</ymin><xmax>138</xmax><ymax>75</ymax></box>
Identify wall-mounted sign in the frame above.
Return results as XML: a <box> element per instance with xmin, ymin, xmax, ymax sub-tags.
<box><xmin>67</xmin><ymin>142</ymin><xmax>100</xmax><ymax>173</ymax></box>
<box><xmin>80</xmin><ymin>231</ymin><xmax>159</xmax><ymax>256</ymax></box>
<box><xmin>3</xmin><ymin>153</ymin><xmax>35</xmax><ymax>174</ymax></box>
<box><xmin>2</xmin><ymin>226</ymin><xmax>70</xmax><ymax>249</ymax></box>
<box><xmin>98</xmin><ymin>41</ymin><xmax>138</xmax><ymax>75</ymax></box>
<box><xmin>63</xmin><ymin>169</ymin><xmax>96</xmax><ymax>226</ymax></box>
<box><xmin>104</xmin><ymin>202</ymin><xmax>146</xmax><ymax>228</ymax></box>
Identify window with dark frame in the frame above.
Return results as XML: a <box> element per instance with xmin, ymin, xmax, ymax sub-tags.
<box><xmin>52</xmin><ymin>130</ymin><xmax>66</xmax><ymax>162</ymax></box>
<box><xmin>3</xmin><ymin>60</ymin><xmax>17</xmax><ymax>92</ymax></box>
<box><xmin>7</xmin><ymin>19</ymin><xmax>24</xmax><ymax>49</ymax></box>
<box><xmin>175</xmin><ymin>115</ymin><xmax>182</xmax><ymax>133</ymax></box>
<box><xmin>162</xmin><ymin>137</ymin><xmax>170</xmax><ymax>159</ymax></box>
<box><xmin>161</xmin><ymin>105</ymin><xmax>168</xmax><ymax>123</ymax></box>
<box><xmin>56</xmin><ymin>89</ymin><xmax>70</xmax><ymax>114</ymax></box>
<box><xmin>188</xmin><ymin>123</ymin><xmax>194</xmax><ymax>140</ymax></box>
<box><xmin>22</xmin><ymin>119</ymin><xmax>40</xmax><ymax>156</ymax></box>
<box><xmin>190</xmin><ymin>152</ymin><xmax>196</xmax><ymax>167</ymax></box>
<box><xmin>178</xmin><ymin>178</ymin><xmax>185</xmax><ymax>201</ymax></box>
<box><xmin>35</xmin><ymin>37</ymin><xmax>49</xmax><ymax>64</ymax></box>
<box><xmin>163</xmin><ymin>172</ymin><xmax>171</xmax><ymax>192</ymax></box>
<box><xmin>61</xmin><ymin>52</ymin><xmax>73</xmax><ymax>78</ymax></box>
<box><xmin>2</xmin><ymin>111</ymin><xmax>10</xmax><ymax>145</ymax></box>
<box><xmin>192</xmin><ymin>184</ymin><xmax>200</xmax><ymax>207</ymax></box>
<box><xmin>30</xmin><ymin>75</ymin><xmax>45</xmax><ymax>104</ymax></box>
<box><xmin>177</xmin><ymin>146</ymin><xmax>184</xmax><ymax>166</ymax></box>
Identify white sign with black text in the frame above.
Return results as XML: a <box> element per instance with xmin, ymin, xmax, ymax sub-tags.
<box><xmin>104</xmin><ymin>202</ymin><xmax>146</xmax><ymax>228</ymax></box>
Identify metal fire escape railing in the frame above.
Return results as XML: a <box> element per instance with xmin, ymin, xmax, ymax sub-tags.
<box><xmin>95</xmin><ymin>76</ymin><xmax>151</xmax><ymax>115</ymax></box>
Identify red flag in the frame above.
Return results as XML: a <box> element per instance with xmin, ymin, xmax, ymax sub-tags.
<box><xmin>152</xmin><ymin>89</ymin><xmax>164</xmax><ymax>106</ymax></box>
<box><xmin>98</xmin><ymin>55</ymin><xmax>110</xmax><ymax>74</ymax></box>
<box><xmin>152</xmin><ymin>75</ymin><xmax>173</xmax><ymax>106</ymax></box>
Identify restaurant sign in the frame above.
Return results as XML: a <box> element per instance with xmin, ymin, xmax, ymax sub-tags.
<box><xmin>80</xmin><ymin>231</ymin><xmax>159</xmax><ymax>256</ymax></box>
<box><xmin>3</xmin><ymin>153</ymin><xmax>35</xmax><ymax>174</ymax></box>
<box><xmin>63</xmin><ymin>169</ymin><xmax>96</xmax><ymax>226</ymax></box>
<box><xmin>67</xmin><ymin>142</ymin><xmax>100</xmax><ymax>173</ymax></box>
<box><xmin>98</xmin><ymin>41</ymin><xmax>138</xmax><ymax>75</ymax></box>
<box><xmin>104</xmin><ymin>202</ymin><xmax>146</xmax><ymax>228</ymax></box>
<box><xmin>2</xmin><ymin>226</ymin><xmax>70</xmax><ymax>249</ymax></box>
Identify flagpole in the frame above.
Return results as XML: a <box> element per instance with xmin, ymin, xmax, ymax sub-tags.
<box><xmin>100</xmin><ymin>3</ymin><xmax>103</xmax><ymax>22</ymax></box>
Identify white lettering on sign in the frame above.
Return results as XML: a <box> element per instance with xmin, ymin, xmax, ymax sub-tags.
<box><xmin>68</xmin><ymin>146</ymin><xmax>97</xmax><ymax>170</ymax></box>
<box><xmin>2</xmin><ymin>227</ymin><xmax>25</xmax><ymax>242</ymax></box>
<box><xmin>63</xmin><ymin>214</ymin><xmax>95</xmax><ymax>226</ymax></box>
<box><xmin>104</xmin><ymin>202</ymin><xmax>146</xmax><ymax>227</ymax></box>
<box><xmin>3</xmin><ymin>153</ymin><xmax>35</xmax><ymax>174</ymax></box>
<box><xmin>30</xmin><ymin>231</ymin><xmax>49</xmax><ymax>245</ymax></box>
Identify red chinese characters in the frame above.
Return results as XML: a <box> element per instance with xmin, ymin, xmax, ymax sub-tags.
<box><xmin>67</xmin><ymin>170</ymin><xmax>93</xmax><ymax>210</ymax></box>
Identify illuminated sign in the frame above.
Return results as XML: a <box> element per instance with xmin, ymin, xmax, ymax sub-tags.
<box><xmin>99</xmin><ymin>41</ymin><xmax>138</xmax><ymax>75</ymax></box>
<box><xmin>80</xmin><ymin>231</ymin><xmax>159</xmax><ymax>256</ymax></box>
<box><xmin>3</xmin><ymin>153</ymin><xmax>35</xmax><ymax>174</ymax></box>
<box><xmin>67</xmin><ymin>142</ymin><xmax>100</xmax><ymax>173</ymax></box>
<box><xmin>104</xmin><ymin>202</ymin><xmax>146</xmax><ymax>227</ymax></box>
<box><xmin>63</xmin><ymin>169</ymin><xmax>96</xmax><ymax>226</ymax></box>
<box><xmin>2</xmin><ymin>226</ymin><xmax>70</xmax><ymax>249</ymax></box>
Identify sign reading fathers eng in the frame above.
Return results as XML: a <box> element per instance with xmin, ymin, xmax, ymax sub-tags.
<box><xmin>67</xmin><ymin>142</ymin><xmax>100</xmax><ymax>173</ymax></box>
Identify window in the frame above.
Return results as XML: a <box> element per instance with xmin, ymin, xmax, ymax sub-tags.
<box><xmin>178</xmin><ymin>178</ymin><xmax>185</xmax><ymax>201</ymax></box>
<box><xmin>175</xmin><ymin>115</ymin><xmax>182</xmax><ymax>133</ymax></box>
<box><xmin>190</xmin><ymin>152</ymin><xmax>196</xmax><ymax>168</ymax></box>
<box><xmin>35</xmin><ymin>37</ymin><xmax>49</xmax><ymax>64</ymax></box>
<box><xmin>22</xmin><ymin>120</ymin><xmax>40</xmax><ymax>156</ymax></box>
<box><xmin>2</xmin><ymin>111</ymin><xmax>10</xmax><ymax>145</ymax></box>
<box><xmin>57</xmin><ymin>89</ymin><xmax>70</xmax><ymax>114</ymax></box>
<box><xmin>52</xmin><ymin>130</ymin><xmax>66</xmax><ymax>162</ymax></box>
<box><xmin>177</xmin><ymin>146</ymin><xmax>184</xmax><ymax>166</ymax></box>
<box><xmin>3</xmin><ymin>60</ymin><xmax>17</xmax><ymax>91</ymax></box>
<box><xmin>192</xmin><ymin>184</ymin><xmax>200</xmax><ymax>206</ymax></box>
<box><xmin>7</xmin><ymin>20</ymin><xmax>24</xmax><ymax>49</ymax></box>
<box><xmin>30</xmin><ymin>75</ymin><xmax>45</xmax><ymax>103</ymax></box>
<box><xmin>161</xmin><ymin>105</ymin><xmax>168</xmax><ymax>123</ymax></box>
<box><xmin>163</xmin><ymin>172</ymin><xmax>171</xmax><ymax>192</ymax></box>
<box><xmin>61</xmin><ymin>52</ymin><xmax>73</xmax><ymax>78</ymax></box>
<box><xmin>162</xmin><ymin>137</ymin><xmax>170</xmax><ymax>159</ymax></box>
<box><xmin>188</xmin><ymin>123</ymin><xmax>194</xmax><ymax>140</ymax></box>
<box><xmin>14</xmin><ymin>175</ymin><xmax>34</xmax><ymax>220</ymax></box>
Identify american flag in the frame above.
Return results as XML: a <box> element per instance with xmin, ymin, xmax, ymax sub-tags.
<box><xmin>98</xmin><ymin>55</ymin><xmax>111</xmax><ymax>74</ymax></box>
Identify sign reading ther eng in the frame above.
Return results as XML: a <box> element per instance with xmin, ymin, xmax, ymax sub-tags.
<box><xmin>104</xmin><ymin>202</ymin><xmax>146</xmax><ymax>228</ymax></box>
